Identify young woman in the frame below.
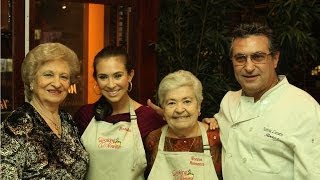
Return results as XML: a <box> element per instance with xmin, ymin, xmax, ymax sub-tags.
<box><xmin>74</xmin><ymin>46</ymin><xmax>165</xmax><ymax>179</ymax></box>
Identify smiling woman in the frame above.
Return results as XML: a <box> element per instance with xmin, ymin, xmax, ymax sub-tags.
<box><xmin>73</xmin><ymin>46</ymin><xmax>166</xmax><ymax>180</ymax></box>
<box><xmin>0</xmin><ymin>43</ymin><xmax>89</xmax><ymax>179</ymax></box>
<box><xmin>145</xmin><ymin>70</ymin><xmax>222</xmax><ymax>180</ymax></box>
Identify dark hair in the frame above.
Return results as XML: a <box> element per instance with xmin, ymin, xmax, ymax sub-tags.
<box><xmin>93</xmin><ymin>46</ymin><xmax>133</xmax><ymax>120</ymax></box>
<box><xmin>93</xmin><ymin>46</ymin><xmax>133</xmax><ymax>79</ymax></box>
<box><xmin>230</xmin><ymin>23</ymin><xmax>280</xmax><ymax>56</ymax></box>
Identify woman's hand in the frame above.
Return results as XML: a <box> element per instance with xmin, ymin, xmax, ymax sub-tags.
<box><xmin>202</xmin><ymin>117</ymin><xmax>219</xmax><ymax>130</ymax></box>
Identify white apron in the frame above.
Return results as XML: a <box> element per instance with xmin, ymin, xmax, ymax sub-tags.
<box><xmin>81</xmin><ymin>102</ymin><xmax>146</xmax><ymax>180</ymax></box>
<box><xmin>148</xmin><ymin>122</ymin><xmax>219</xmax><ymax>180</ymax></box>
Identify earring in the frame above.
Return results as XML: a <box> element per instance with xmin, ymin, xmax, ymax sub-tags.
<box><xmin>94</xmin><ymin>84</ymin><xmax>102</xmax><ymax>95</ymax></box>
<box><xmin>30</xmin><ymin>84</ymin><xmax>33</xmax><ymax>91</ymax></box>
<box><xmin>128</xmin><ymin>81</ymin><xmax>133</xmax><ymax>92</ymax></box>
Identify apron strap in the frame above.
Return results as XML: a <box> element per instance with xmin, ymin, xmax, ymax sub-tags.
<box><xmin>158</xmin><ymin>125</ymin><xmax>169</xmax><ymax>151</ymax></box>
<box><xmin>129</xmin><ymin>101</ymin><xmax>137</xmax><ymax>121</ymax></box>
<box><xmin>198</xmin><ymin>122</ymin><xmax>211</xmax><ymax>155</ymax></box>
<box><xmin>129</xmin><ymin>100</ymin><xmax>139</xmax><ymax>170</ymax></box>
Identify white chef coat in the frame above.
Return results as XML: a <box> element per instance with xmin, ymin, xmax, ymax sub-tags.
<box><xmin>215</xmin><ymin>75</ymin><xmax>320</xmax><ymax>180</ymax></box>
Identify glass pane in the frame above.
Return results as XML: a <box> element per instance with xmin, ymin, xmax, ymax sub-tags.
<box><xmin>1</xmin><ymin>0</ymin><xmax>13</xmax><ymax>117</ymax></box>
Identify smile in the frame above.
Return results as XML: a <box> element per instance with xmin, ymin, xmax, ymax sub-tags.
<box><xmin>173</xmin><ymin>116</ymin><xmax>189</xmax><ymax>120</ymax></box>
<box><xmin>106</xmin><ymin>90</ymin><xmax>120</xmax><ymax>96</ymax></box>
<box><xmin>47</xmin><ymin>90</ymin><xmax>62</xmax><ymax>94</ymax></box>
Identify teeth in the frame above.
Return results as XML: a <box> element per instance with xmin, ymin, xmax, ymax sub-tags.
<box><xmin>108</xmin><ymin>90</ymin><xmax>119</xmax><ymax>96</ymax></box>
<box><xmin>175</xmin><ymin>117</ymin><xmax>187</xmax><ymax>119</ymax></box>
<box><xmin>48</xmin><ymin>90</ymin><xmax>61</xmax><ymax>93</ymax></box>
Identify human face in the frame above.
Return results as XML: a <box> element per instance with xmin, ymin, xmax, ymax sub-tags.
<box><xmin>231</xmin><ymin>35</ymin><xmax>279</xmax><ymax>100</ymax></box>
<box><xmin>31</xmin><ymin>59</ymin><xmax>71</xmax><ymax>107</ymax></box>
<box><xmin>95</xmin><ymin>57</ymin><xmax>133</xmax><ymax>104</ymax></box>
<box><xmin>162</xmin><ymin>86</ymin><xmax>200</xmax><ymax>136</ymax></box>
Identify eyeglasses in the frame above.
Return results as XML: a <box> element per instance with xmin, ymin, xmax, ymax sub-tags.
<box><xmin>231</xmin><ymin>52</ymin><xmax>272</xmax><ymax>66</ymax></box>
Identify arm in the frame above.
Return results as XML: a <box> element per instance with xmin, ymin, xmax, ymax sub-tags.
<box><xmin>147</xmin><ymin>99</ymin><xmax>163</xmax><ymax>116</ymax></box>
<box><xmin>1</xmin><ymin>122</ymin><xmax>26</xmax><ymax>180</ymax></box>
<box><xmin>293</xmin><ymin>103</ymin><xmax>320</xmax><ymax>179</ymax></box>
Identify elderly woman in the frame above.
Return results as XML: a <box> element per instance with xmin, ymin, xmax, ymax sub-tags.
<box><xmin>0</xmin><ymin>43</ymin><xmax>88</xmax><ymax>179</ymax></box>
<box><xmin>145</xmin><ymin>70</ymin><xmax>222</xmax><ymax>180</ymax></box>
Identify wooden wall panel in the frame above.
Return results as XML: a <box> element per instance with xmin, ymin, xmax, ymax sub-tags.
<box><xmin>131</xmin><ymin>0</ymin><xmax>160</xmax><ymax>104</ymax></box>
<box><xmin>12</xmin><ymin>0</ymin><xmax>25</xmax><ymax>108</ymax></box>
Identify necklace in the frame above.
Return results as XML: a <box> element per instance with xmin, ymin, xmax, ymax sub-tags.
<box><xmin>168</xmin><ymin>137</ymin><xmax>196</xmax><ymax>152</ymax></box>
<box><xmin>30</xmin><ymin>101</ymin><xmax>61</xmax><ymax>137</ymax></box>
<box><xmin>167</xmin><ymin>124</ymin><xmax>199</xmax><ymax>152</ymax></box>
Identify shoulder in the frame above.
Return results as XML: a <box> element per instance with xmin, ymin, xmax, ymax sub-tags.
<box><xmin>223</xmin><ymin>90</ymin><xmax>241</xmax><ymax>101</ymax></box>
<box><xmin>136</xmin><ymin>105</ymin><xmax>158</xmax><ymax>114</ymax></box>
<box><xmin>136</xmin><ymin>105</ymin><xmax>164</xmax><ymax>123</ymax></box>
<box><xmin>73</xmin><ymin>103</ymin><xmax>96</xmax><ymax>135</ymax></box>
<box><xmin>75</xmin><ymin>104</ymin><xmax>95</xmax><ymax>116</ymax></box>
<box><xmin>218</xmin><ymin>90</ymin><xmax>242</xmax><ymax>107</ymax></box>
<box><xmin>59</xmin><ymin>109</ymin><xmax>76</xmax><ymax>127</ymax></box>
<box><xmin>74</xmin><ymin>104</ymin><xmax>95</xmax><ymax>122</ymax></box>
<box><xmin>144</xmin><ymin>128</ymin><xmax>162</xmax><ymax>151</ymax></box>
<box><xmin>272</xmin><ymin>82</ymin><xmax>319</xmax><ymax>116</ymax></box>
<box><xmin>136</xmin><ymin>105</ymin><xmax>166</xmax><ymax>137</ymax></box>
<box><xmin>3</xmin><ymin>103</ymin><xmax>34</xmax><ymax>136</ymax></box>
<box><xmin>286</xmin><ymin>84</ymin><xmax>318</xmax><ymax>104</ymax></box>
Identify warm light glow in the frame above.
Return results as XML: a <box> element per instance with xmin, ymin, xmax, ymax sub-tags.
<box><xmin>87</xmin><ymin>4</ymin><xmax>104</xmax><ymax>103</ymax></box>
<box><xmin>68</xmin><ymin>84</ymin><xmax>77</xmax><ymax>94</ymax></box>
<box><xmin>311</xmin><ymin>65</ymin><xmax>320</xmax><ymax>76</ymax></box>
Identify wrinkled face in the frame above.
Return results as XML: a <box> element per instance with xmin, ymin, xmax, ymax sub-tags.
<box><xmin>31</xmin><ymin>59</ymin><xmax>71</xmax><ymax>106</ymax></box>
<box><xmin>95</xmin><ymin>57</ymin><xmax>133</xmax><ymax>104</ymax></box>
<box><xmin>162</xmin><ymin>86</ymin><xmax>200</xmax><ymax>133</ymax></box>
<box><xmin>231</xmin><ymin>35</ymin><xmax>279</xmax><ymax>100</ymax></box>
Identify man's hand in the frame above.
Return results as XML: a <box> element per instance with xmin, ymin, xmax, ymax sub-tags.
<box><xmin>147</xmin><ymin>99</ymin><xmax>164</xmax><ymax>116</ymax></box>
<box><xmin>202</xmin><ymin>117</ymin><xmax>219</xmax><ymax>130</ymax></box>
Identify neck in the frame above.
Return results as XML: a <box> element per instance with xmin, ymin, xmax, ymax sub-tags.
<box><xmin>30</xmin><ymin>98</ymin><xmax>62</xmax><ymax>138</ymax></box>
<box><xmin>111</xmin><ymin>95</ymin><xmax>132</xmax><ymax>115</ymax></box>
<box><xmin>30</xmin><ymin>98</ymin><xmax>59</xmax><ymax>114</ymax></box>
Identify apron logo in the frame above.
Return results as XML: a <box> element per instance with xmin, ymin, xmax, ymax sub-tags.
<box><xmin>172</xmin><ymin>169</ymin><xmax>194</xmax><ymax>180</ymax></box>
<box><xmin>119</xmin><ymin>126</ymin><xmax>131</xmax><ymax>132</ymax></box>
<box><xmin>98</xmin><ymin>137</ymin><xmax>122</xmax><ymax>149</ymax></box>
<box><xmin>190</xmin><ymin>156</ymin><xmax>204</xmax><ymax>166</ymax></box>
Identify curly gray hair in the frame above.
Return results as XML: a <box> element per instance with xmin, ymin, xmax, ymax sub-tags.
<box><xmin>21</xmin><ymin>43</ymin><xmax>80</xmax><ymax>101</ymax></box>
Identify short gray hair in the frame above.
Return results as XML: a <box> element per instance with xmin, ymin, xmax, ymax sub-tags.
<box><xmin>158</xmin><ymin>70</ymin><xmax>203</xmax><ymax>107</ymax></box>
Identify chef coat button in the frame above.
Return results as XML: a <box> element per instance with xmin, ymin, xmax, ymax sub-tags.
<box><xmin>242</xmin><ymin>158</ymin><xmax>247</xmax><ymax>163</ymax></box>
<box><xmin>232</xmin><ymin>125</ymin><xmax>237</xmax><ymax>129</ymax></box>
<box><xmin>249</xmin><ymin>127</ymin><xmax>253</xmax><ymax>132</ymax></box>
<box><xmin>227</xmin><ymin>153</ymin><xmax>232</xmax><ymax>158</ymax></box>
